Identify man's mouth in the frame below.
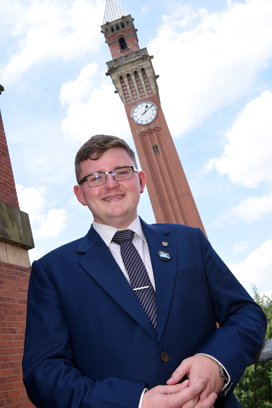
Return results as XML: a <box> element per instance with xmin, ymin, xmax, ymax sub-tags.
<box><xmin>104</xmin><ymin>195</ymin><xmax>124</xmax><ymax>201</ymax></box>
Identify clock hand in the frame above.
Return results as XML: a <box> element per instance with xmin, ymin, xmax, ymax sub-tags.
<box><xmin>142</xmin><ymin>104</ymin><xmax>152</xmax><ymax>115</ymax></box>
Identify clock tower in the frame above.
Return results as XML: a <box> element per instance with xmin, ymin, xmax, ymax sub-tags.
<box><xmin>101</xmin><ymin>0</ymin><xmax>206</xmax><ymax>234</ymax></box>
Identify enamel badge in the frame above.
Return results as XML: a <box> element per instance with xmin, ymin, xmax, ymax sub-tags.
<box><xmin>158</xmin><ymin>250</ymin><xmax>172</xmax><ymax>262</ymax></box>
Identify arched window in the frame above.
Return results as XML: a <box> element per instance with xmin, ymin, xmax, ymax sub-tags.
<box><xmin>119</xmin><ymin>37</ymin><xmax>128</xmax><ymax>51</ymax></box>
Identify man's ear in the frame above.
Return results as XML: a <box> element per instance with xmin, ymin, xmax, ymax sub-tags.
<box><xmin>74</xmin><ymin>185</ymin><xmax>87</xmax><ymax>206</ymax></box>
<box><xmin>138</xmin><ymin>170</ymin><xmax>146</xmax><ymax>194</ymax></box>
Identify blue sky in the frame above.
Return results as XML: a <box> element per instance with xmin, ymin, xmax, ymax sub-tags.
<box><xmin>1</xmin><ymin>0</ymin><xmax>272</xmax><ymax>296</ymax></box>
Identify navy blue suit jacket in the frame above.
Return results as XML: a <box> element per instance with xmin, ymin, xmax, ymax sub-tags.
<box><xmin>23</xmin><ymin>220</ymin><xmax>266</xmax><ymax>408</ymax></box>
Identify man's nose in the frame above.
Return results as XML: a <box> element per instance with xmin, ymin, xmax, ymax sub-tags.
<box><xmin>105</xmin><ymin>173</ymin><xmax>119</xmax><ymax>188</ymax></box>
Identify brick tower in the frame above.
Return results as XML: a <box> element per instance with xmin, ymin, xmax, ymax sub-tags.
<box><xmin>0</xmin><ymin>87</ymin><xmax>34</xmax><ymax>407</ymax></box>
<box><xmin>101</xmin><ymin>0</ymin><xmax>206</xmax><ymax>233</ymax></box>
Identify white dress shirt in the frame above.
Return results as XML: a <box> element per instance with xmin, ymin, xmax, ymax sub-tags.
<box><xmin>93</xmin><ymin>216</ymin><xmax>155</xmax><ymax>289</ymax></box>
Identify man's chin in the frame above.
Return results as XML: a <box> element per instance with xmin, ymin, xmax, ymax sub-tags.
<box><xmin>105</xmin><ymin>212</ymin><xmax>137</xmax><ymax>229</ymax></box>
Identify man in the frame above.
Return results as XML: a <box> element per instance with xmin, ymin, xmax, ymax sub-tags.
<box><xmin>23</xmin><ymin>135</ymin><xmax>266</xmax><ymax>408</ymax></box>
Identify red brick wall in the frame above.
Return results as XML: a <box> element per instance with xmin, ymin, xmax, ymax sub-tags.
<box><xmin>0</xmin><ymin>261</ymin><xmax>32</xmax><ymax>408</ymax></box>
<box><xmin>0</xmin><ymin>112</ymin><xmax>19</xmax><ymax>210</ymax></box>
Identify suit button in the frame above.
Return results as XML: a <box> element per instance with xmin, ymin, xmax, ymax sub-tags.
<box><xmin>160</xmin><ymin>352</ymin><xmax>169</xmax><ymax>362</ymax></box>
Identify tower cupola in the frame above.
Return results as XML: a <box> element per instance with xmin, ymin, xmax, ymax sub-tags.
<box><xmin>101</xmin><ymin>0</ymin><xmax>139</xmax><ymax>59</ymax></box>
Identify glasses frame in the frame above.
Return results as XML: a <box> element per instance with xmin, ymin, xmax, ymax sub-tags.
<box><xmin>78</xmin><ymin>166</ymin><xmax>138</xmax><ymax>187</ymax></box>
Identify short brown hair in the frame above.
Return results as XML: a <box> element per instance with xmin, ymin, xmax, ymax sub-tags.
<box><xmin>75</xmin><ymin>134</ymin><xmax>137</xmax><ymax>183</ymax></box>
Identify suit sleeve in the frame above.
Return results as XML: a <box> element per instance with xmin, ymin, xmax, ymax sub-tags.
<box><xmin>22</xmin><ymin>260</ymin><xmax>146</xmax><ymax>408</ymax></box>
<box><xmin>195</xmin><ymin>229</ymin><xmax>267</xmax><ymax>388</ymax></box>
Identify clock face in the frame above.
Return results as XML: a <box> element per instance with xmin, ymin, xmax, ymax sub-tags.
<box><xmin>131</xmin><ymin>101</ymin><xmax>158</xmax><ymax>125</ymax></box>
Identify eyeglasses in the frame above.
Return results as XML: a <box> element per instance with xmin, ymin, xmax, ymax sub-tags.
<box><xmin>78</xmin><ymin>166</ymin><xmax>138</xmax><ymax>187</ymax></box>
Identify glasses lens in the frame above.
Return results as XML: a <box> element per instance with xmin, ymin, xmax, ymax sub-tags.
<box><xmin>114</xmin><ymin>167</ymin><xmax>133</xmax><ymax>181</ymax></box>
<box><xmin>86</xmin><ymin>173</ymin><xmax>106</xmax><ymax>187</ymax></box>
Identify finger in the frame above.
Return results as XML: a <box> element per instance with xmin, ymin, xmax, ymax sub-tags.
<box><xmin>179</xmin><ymin>379</ymin><xmax>190</xmax><ymax>391</ymax></box>
<box><xmin>167</xmin><ymin>359</ymin><xmax>191</xmax><ymax>385</ymax></box>
<box><xmin>195</xmin><ymin>392</ymin><xmax>217</xmax><ymax>408</ymax></box>
<box><xmin>198</xmin><ymin>387</ymin><xmax>213</xmax><ymax>401</ymax></box>
<box><xmin>197</xmin><ymin>380</ymin><xmax>213</xmax><ymax>400</ymax></box>
<box><xmin>156</xmin><ymin>380</ymin><xmax>190</xmax><ymax>395</ymax></box>
<box><xmin>170</xmin><ymin>378</ymin><xmax>207</xmax><ymax>406</ymax></box>
<box><xmin>183</xmin><ymin>391</ymin><xmax>217</xmax><ymax>408</ymax></box>
<box><xmin>181</xmin><ymin>396</ymin><xmax>199</xmax><ymax>408</ymax></box>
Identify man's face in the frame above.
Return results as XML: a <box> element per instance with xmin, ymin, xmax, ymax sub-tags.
<box><xmin>74</xmin><ymin>148</ymin><xmax>146</xmax><ymax>229</ymax></box>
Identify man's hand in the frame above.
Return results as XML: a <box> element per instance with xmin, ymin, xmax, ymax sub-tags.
<box><xmin>142</xmin><ymin>378</ymin><xmax>217</xmax><ymax>408</ymax></box>
<box><xmin>167</xmin><ymin>355</ymin><xmax>224</xmax><ymax>400</ymax></box>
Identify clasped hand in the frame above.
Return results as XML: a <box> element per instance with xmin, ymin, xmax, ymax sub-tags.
<box><xmin>142</xmin><ymin>355</ymin><xmax>223</xmax><ymax>408</ymax></box>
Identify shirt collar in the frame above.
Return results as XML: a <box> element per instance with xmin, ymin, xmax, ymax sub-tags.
<box><xmin>93</xmin><ymin>216</ymin><xmax>146</xmax><ymax>247</ymax></box>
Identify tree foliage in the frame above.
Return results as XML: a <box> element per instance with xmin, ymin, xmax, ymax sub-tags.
<box><xmin>235</xmin><ymin>286</ymin><xmax>272</xmax><ymax>407</ymax></box>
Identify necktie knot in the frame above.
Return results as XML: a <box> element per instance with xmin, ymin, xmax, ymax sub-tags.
<box><xmin>112</xmin><ymin>229</ymin><xmax>134</xmax><ymax>245</ymax></box>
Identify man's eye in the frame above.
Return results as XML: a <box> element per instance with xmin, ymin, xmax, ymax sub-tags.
<box><xmin>89</xmin><ymin>174</ymin><xmax>103</xmax><ymax>182</ymax></box>
<box><xmin>116</xmin><ymin>169</ymin><xmax>129</xmax><ymax>176</ymax></box>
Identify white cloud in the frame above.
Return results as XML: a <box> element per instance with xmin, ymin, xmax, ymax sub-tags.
<box><xmin>228</xmin><ymin>239</ymin><xmax>272</xmax><ymax>295</ymax></box>
<box><xmin>60</xmin><ymin>64</ymin><xmax>130</xmax><ymax>142</ymax></box>
<box><xmin>148</xmin><ymin>0</ymin><xmax>272</xmax><ymax>135</ymax></box>
<box><xmin>60</xmin><ymin>62</ymin><xmax>99</xmax><ymax>105</ymax></box>
<box><xmin>17</xmin><ymin>184</ymin><xmax>47</xmax><ymax>223</ymax></box>
<box><xmin>1</xmin><ymin>0</ymin><xmax>105</xmax><ymax>84</ymax></box>
<box><xmin>214</xmin><ymin>191</ymin><xmax>272</xmax><ymax>226</ymax></box>
<box><xmin>17</xmin><ymin>184</ymin><xmax>67</xmax><ymax>238</ymax></box>
<box><xmin>230</xmin><ymin>193</ymin><xmax>272</xmax><ymax>222</ymax></box>
<box><xmin>233</xmin><ymin>241</ymin><xmax>248</xmax><ymax>254</ymax></box>
<box><xmin>36</xmin><ymin>208</ymin><xmax>68</xmax><ymax>238</ymax></box>
<box><xmin>206</xmin><ymin>90</ymin><xmax>272</xmax><ymax>188</ymax></box>
<box><xmin>0</xmin><ymin>0</ymin><xmax>26</xmax><ymax>39</ymax></box>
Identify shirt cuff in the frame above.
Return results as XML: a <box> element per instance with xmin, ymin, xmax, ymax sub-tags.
<box><xmin>138</xmin><ymin>388</ymin><xmax>148</xmax><ymax>408</ymax></box>
<box><xmin>195</xmin><ymin>353</ymin><xmax>232</xmax><ymax>395</ymax></box>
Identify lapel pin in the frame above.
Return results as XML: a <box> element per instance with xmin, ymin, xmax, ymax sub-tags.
<box><xmin>158</xmin><ymin>250</ymin><xmax>172</xmax><ymax>262</ymax></box>
<box><xmin>162</xmin><ymin>242</ymin><xmax>168</xmax><ymax>247</ymax></box>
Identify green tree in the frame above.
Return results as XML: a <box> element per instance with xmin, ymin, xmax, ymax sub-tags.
<box><xmin>235</xmin><ymin>287</ymin><xmax>272</xmax><ymax>407</ymax></box>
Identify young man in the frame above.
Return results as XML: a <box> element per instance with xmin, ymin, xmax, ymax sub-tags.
<box><xmin>23</xmin><ymin>135</ymin><xmax>266</xmax><ymax>408</ymax></box>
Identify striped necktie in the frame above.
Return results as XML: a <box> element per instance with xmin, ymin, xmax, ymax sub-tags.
<box><xmin>112</xmin><ymin>229</ymin><xmax>157</xmax><ymax>331</ymax></box>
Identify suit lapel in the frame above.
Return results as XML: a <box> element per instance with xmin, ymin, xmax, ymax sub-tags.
<box><xmin>141</xmin><ymin>220</ymin><xmax>177</xmax><ymax>345</ymax></box>
<box><xmin>77</xmin><ymin>227</ymin><xmax>156</xmax><ymax>340</ymax></box>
